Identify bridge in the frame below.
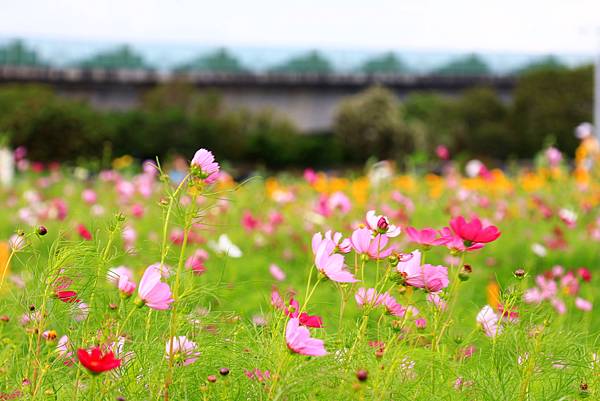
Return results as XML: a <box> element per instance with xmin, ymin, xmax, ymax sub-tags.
<box><xmin>0</xmin><ymin>66</ymin><xmax>516</xmax><ymax>131</ymax></box>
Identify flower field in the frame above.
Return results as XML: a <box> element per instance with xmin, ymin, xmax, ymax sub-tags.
<box><xmin>1</xmin><ymin>148</ymin><xmax>600</xmax><ymax>400</ymax></box>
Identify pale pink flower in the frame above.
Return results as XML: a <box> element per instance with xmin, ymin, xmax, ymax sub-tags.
<box><xmin>551</xmin><ymin>298</ymin><xmax>566</xmax><ymax>315</ymax></box>
<box><xmin>137</xmin><ymin>265</ymin><xmax>174</xmax><ymax>310</ymax></box>
<box><xmin>269</xmin><ymin>264</ymin><xmax>286</xmax><ymax>281</ymax></box>
<box><xmin>312</xmin><ymin>231</ymin><xmax>351</xmax><ymax>254</ymax></box>
<box><xmin>366</xmin><ymin>210</ymin><xmax>401</xmax><ymax>237</ymax></box>
<box><xmin>355</xmin><ymin>288</ymin><xmax>385</xmax><ymax>307</ymax></box>
<box><xmin>165</xmin><ymin>336</ymin><xmax>200</xmax><ymax>366</ymax></box>
<box><xmin>73</xmin><ymin>303</ymin><xmax>89</xmax><ymax>322</ymax></box>
<box><xmin>476</xmin><ymin>305</ymin><xmax>502</xmax><ymax>337</ymax></box>
<box><xmin>575</xmin><ymin>297</ymin><xmax>592</xmax><ymax>312</ymax></box>
<box><xmin>545</xmin><ymin>146</ymin><xmax>563</xmax><ymax>167</ymax></box>
<box><xmin>191</xmin><ymin>149</ymin><xmax>220</xmax><ymax>184</ymax></box>
<box><xmin>82</xmin><ymin>189</ymin><xmax>97</xmax><ymax>205</ymax></box>
<box><xmin>350</xmin><ymin>228</ymin><xmax>395</xmax><ymax>259</ymax></box>
<box><xmin>314</xmin><ymin>241</ymin><xmax>358</xmax><ymax>283</ymax></box>
<box><xmin>107</xmin><ymin>266</ymin><xmax>134</xmax><ymax>285</ymax></box>
<box><xmin>427</xmin><ymin>293</ymin><xmax>447</xmax><ymax>311</ymax></box>
<box><xmin>285</xmin><ymin>318</ymin><xmax>327</xmax><ymax>356</ymax></box>
<box><xmin>328</xmin><ymin>191</ymin><xmax>352</xmax><ymax>214</ymax></box>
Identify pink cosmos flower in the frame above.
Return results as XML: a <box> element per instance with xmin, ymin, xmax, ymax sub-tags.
<box><xmin>242</xmin><ymin>211</ymin><xmax>260</xmax><ymax>231</ymax></box>
<box><xmin>82</xmin><ymin>189</ymin><xmax>97</xmax><ymax>205</ymax></box>
<box><xmin>118</xmin><ymin>275</ymin><xmax>136</xmax><ymax>297</ymax></box>
<box><xmin>131</xmin><ymin>203</ymin><xmax>145</xmax><ymax>218</ymax></box>
<box><xmin>312</xmin><ymin>231</ymin><xmax>351</xmax><ymax>254</ymax></box>
<box><xmin>191</xmin><ymin>148</ymin><xmax>220</xmax><ymax>184</ymax></box>
<box><xmin>185</xmin><ymin>249</ymin><xmax>209</xmax><ymax>276</ymax></box>
<box><xmin>438</xmin><ymin>227</ymin><xmax>485</xmax><ymax>252</ymax></box>
<box><xmin>269</xmin><ymin>264</ymin><xmax>286</xmax><ymax>281</ymax></box>
<box><xmin>366</xmin><ymin>210</ymin><xmax>401</xmax><ymax>237</ymax></box>
<box><xmin>165</xmin><ymin>336</ymin><xmax>200</xmax><ymax>366</ymax></box>
<box><xmin>545</xmin><ymin>146</ymin><xmax>563</xmax><ymax>167</ymax></box>
<box><xmin>314</xmin><ymin>241</ymin><xmax>358</xmax><ymax>283</ymax></box>
<box><xmin>398</xmin><ymin>252</ymin><xmax>450</xmax><ymax>292</ymax></box>
<box><xmin>245</xmin><ymin>368</ymin><xmax>271</xmax><ymax>382</ymax></box>
<box><xmin>380</xmin><ymin>293</ymin><xmax>407</xmax><ymax>317</ymax></box>
<box><xmin>551</xmin><ymin>298</ymin><xmax>566</xmax><ymax>315</ymax></box>
<box><xmin>303</xmin><ymin>168</ymin><xmax>318</xmax><ymax>184</ymax></box>
<box><xmin>328</xmin><ymin>191</ymin><xmax>352</xmax><ymax>214</ymax></box>
<box><xmin>350</xmin><ymin>228</ymin><xmax>395</xmax><ymax>259</ymax></box>
<box><xmin>108</xmin><ymin>266</ymin><xmax>134</xmax><ymax>285</ymax></box>
<box><xmin>436</xmin><ymin>145</ymin><xmax>450</xmax><ymax>160</ymax></box>
<box><xmin>355</xmin><ymin>288</ymin><xmax>386</xmax><ymax>307</ymax></box>
<box><xmin>415</xmin><ymin>318</ymin><xmax>427</xmax><ymax>329</ymax></box>
<box><xmin>427</xmin><ymin>293</ymin><xmax>447</xmax><ymax>311</ymax></box>
<box><xmin>405</xmin><ymin>227</ymin><xmax>448</xmax><ymax>247</ymax></box>
<box><xmin>575</xmin><ymin>297</ymin><xmax>593</xmax><ymax>312</ymax></box>
<box><xmin>285</xmin><ymin>318</ymin><xmax>327</xmax><ymax>356</ymax></box>
<box><xmin>449</xmin><ymin>216</ymin><xmax>501</xmax><ymax>244</ymax></box>
<box><xmin>137</xmin><ymin>265</ymin><xmax>174</xmax><ymax>310</ymax></box>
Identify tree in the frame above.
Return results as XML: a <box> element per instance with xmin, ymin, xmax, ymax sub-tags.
<box><xmin>360</xmin><ymin>53</ymin><xmax>409</xmax><ymax>74</ymax></box>
<box><xmin>434</xmin><ymin>54</ymin><xmax>490</xmax><ymax>76</ymax></box>
<box><xmin>176</xmin><ymin>48</ymin><xmax>247</xmax><ymax>73</ymax></box>
<box><xmin>270</xmin><ymin>51</ymin><xmax>332</xmax><ymax>74</ymax></box>
<box><xmin>510</xmin><ymin>66</ymin><xmax>592</xmax><ymax>157</ymax></box>
<box><xmin>334</xmin><ymin>86</ymin><xmax>413</xmax><ymax>163</ymax></box>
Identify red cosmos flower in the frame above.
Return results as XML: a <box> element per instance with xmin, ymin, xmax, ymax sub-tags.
<box><xmin>578</xmin><ymin>267</ymin><xmax>592</xmax><ymax>283</ymax></box>
<box><xmin>77</xmin><ymin>347</ymin><xmax>121</xmax><ymax>374</ymax></box>
<box><xmin>449</xmin><ymin>216</ymin><xmax>500</xmax><ymax>244</ymax></box>
<box><xmin>77</xmin><ymin>224</ymin><xmax>92</xmax><ymax>241</ymax></box>
<box><xmin>284</xmin><ymin>298</ymin><xmax>324</xmax><ymax>328</ymax></box>
<box><xmin>55</xmin><ymin>290</ymin><xmax>80</xmax><ymax>303</ymax></box>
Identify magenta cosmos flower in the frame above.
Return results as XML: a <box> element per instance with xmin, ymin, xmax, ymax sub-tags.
<box><xmin>136</xmin><ymin>265</ymin><xmax>174</xmax><ymax>310</ymax></box>
<box><xmin>314</xmin><ymin>240</ymin><xmax>358</xmax><ymax>283</ymax></box>
<box><xmin>449</xmin><ymin>216</ymin><xmax>501</xmax><ymax>244</ymax></box>
<box><xmin>165</xmin><ymin>336</ymin><xmax>200</xmax><ymax>366</ymax></box>
<box><xmin>350</xmin><ymin>228</ymin><xmax>395</xmax><ymax>259</ymax></box>
<box><xmin>190</xmin><ymin>148</ymin><xmax>220</xmax><ymax>184</ymax></box>
<box><xmin>285</xmin><ymin>317</ymin><xmax>327</xmax><ymax>356</ymax></box>
<box><xmin>405</xmin><ymin>227</ymin><xmax>448</xmax><ymax>247</ymax></box>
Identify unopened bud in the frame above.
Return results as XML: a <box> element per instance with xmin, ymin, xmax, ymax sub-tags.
<box><xmin>356</xmin><ymin>369</ymin><xmax>368</xmax><ymax>382</ymax></box>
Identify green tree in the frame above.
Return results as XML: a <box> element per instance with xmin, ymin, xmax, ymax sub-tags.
<box><xmin>360</xmin><ymin>53</ymin><xmax>409</xmax><ymax>74</ymax></box>
<box><xmin>434</xmin><ymin>54</ymin><xmax>490</xmax><ymax>76</ymax></box>
<box><xmin>270</xmin><ymin>51</ymin><xmax>332</xmax><ymax>74</ymax></box>
<box><xmin>510</xmin><ymin>66</ymin><xmax>592</xmax><ymax>157</ymax></box>
<box><xmin>334</xmin><ymin>86</ymin><xmax>413</xmax><ymax>163</ymax></box>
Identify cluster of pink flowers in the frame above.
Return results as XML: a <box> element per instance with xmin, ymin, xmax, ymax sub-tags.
<box><xmin>523</xmin><ymin>266</ymin><xmax>592</xmax><ymax>314</ymax></box>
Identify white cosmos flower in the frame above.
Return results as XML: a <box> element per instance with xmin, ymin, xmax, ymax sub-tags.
<box><xmin>209</xmin><ymin>234</ymin><xmax>242</xmax><ymax>258</ymax></box>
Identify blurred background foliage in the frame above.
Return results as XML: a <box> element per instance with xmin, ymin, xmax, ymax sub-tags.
<box><xmin>0</xmin><ymin>65</ymin><xmax>592</xmax><ymax>169</ymax></box>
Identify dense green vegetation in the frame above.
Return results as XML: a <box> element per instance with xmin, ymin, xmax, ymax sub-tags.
<box><xmin>0</xmin><ymin>64</ymin><xmax>591</xmax><ymax>168</ymax></box>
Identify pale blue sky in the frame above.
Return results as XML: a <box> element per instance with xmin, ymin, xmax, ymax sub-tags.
<box><xmin>1</xmin><ymin>0</ymin><xmax>599</xmax><ymax>54</ymax></box>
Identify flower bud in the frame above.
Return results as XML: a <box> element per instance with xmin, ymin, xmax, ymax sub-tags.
<box><xmin>219</xmin><ymin>367</ymin><xmax>230</xmax><ymax>376</ymax></box>
<box><xmin>356</xmin><ymin>369</ymin><xmax>368</xmax><ymax>382</ymax></box>
<box><xmin>458</xmin><ymin>264</ymin><xmax>472</xmax><ymax>281</ymax></box>
<box><xmin>36</xmin><ymin>226</ymin><xmax>48</xmax><ymax>236</ymax></box>
<box><xmin>514</xmin><ymin>268</ymin><xmax>526</xmax><ymax>279</ymax></box>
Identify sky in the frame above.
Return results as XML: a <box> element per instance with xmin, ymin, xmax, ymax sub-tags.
<box><xmin>1</xmin><ymin>0</ymin><xmax>599</xmax><ymax>54</ymax></box>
